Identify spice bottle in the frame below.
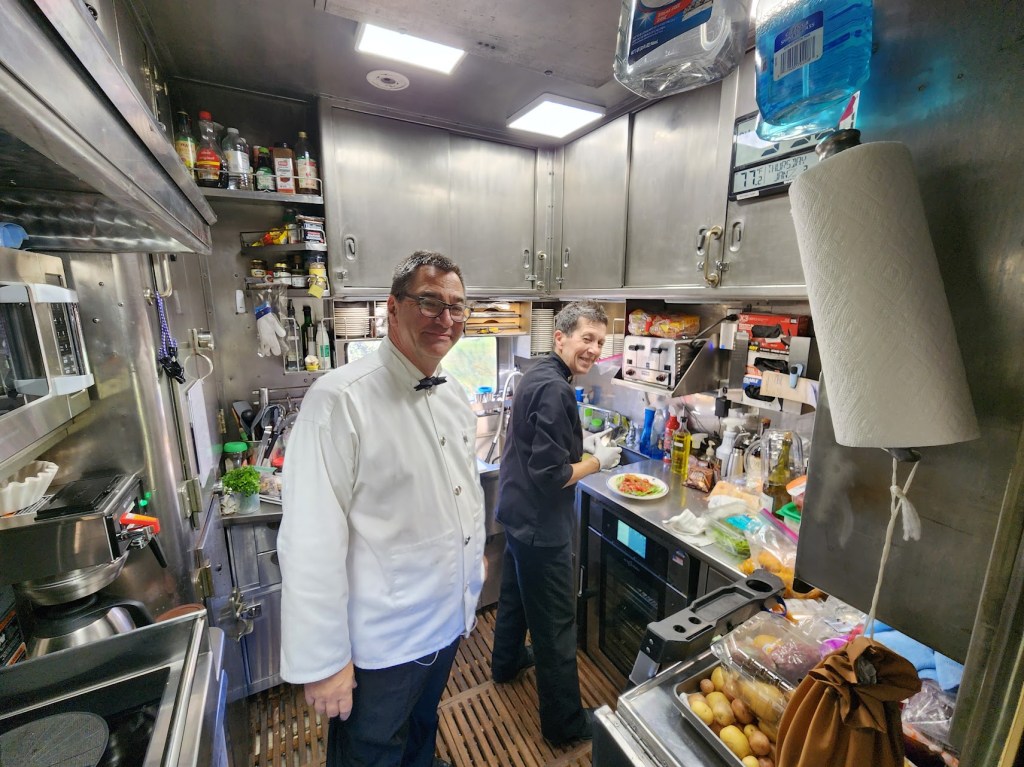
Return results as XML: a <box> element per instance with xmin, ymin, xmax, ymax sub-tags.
<box><xmin>271</xmin><ymin>142</ymin><xmax>296</xmax><ymax>195</ymax></box>
<box><xmin>294</xmin><ymin>131</ymin><xmax>319</xmax><ymax>195</ymax></box>
<box><xmin>254</xmin><ymin>147</ymin><xmax>276</xmax><ymax>192</ymax></box>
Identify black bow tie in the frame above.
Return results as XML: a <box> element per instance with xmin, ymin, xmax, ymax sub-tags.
<box><xmin>415</xmin><ymin>375</ymin><xmax>448</xmax><ymax>391</ymax></box>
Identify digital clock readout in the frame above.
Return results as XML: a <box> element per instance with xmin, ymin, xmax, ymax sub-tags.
<box><xmin>732</xmin><ymin>151</ymin><xmax>815</xmax><ymax>195</ymax></box>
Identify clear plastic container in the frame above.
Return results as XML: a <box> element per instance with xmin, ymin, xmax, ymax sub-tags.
<box><xmin>754</xmin><ymin>0</ymin><xmax>873</xmax><ymax>140</ymax></box>
<box><xmin>707</xmin><ymin>511</ymin><xmax>760</xmax><ymax>558</ymax></box>
<box><xmin>614</xmin><ymin>0</ymin><xmax>751</xmax><ymax>99</ymax></box>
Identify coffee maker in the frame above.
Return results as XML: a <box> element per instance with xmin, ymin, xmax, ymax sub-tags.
<box><xmin>0</xmin><ymin>471</ymin><xmax>165</xmax><ymax>657</ymax></box>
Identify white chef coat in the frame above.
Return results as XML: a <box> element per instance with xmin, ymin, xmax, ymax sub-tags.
<box><xmin>278</xmin><ymin>336</ymin><xmax>485</xmax><ymax>682</ymax></box>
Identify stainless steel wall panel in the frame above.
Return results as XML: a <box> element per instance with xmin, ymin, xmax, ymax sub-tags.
<box><xmin>558</xmin><ymin>115</ymin><xmax>629</xmax><ymax>290</ymax></box>
<box><xmin>449</xmin><ymin>134</ymin><xmax>535</xmax><ymax>290</ymax></box>
<box><xmin>323</xmin><ymin>107</ymin><xmax>451</xmax><ymax>288</ymax></box>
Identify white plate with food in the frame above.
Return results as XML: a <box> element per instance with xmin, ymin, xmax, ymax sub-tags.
<box><xmin>607</xmin><ymin>472</ymin><xmax>669</xmax><ymax>500</ymax></box>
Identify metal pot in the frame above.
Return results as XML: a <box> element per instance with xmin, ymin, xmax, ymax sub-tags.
<box><xmin>13</xmin><ymin>550</ymin><xmax>129</xmax><ymax>606</ymax></box>
<box><xmin>26</xmin><ymin>593</ymin><xmax>153</xmax><ymax>658</ymax></box>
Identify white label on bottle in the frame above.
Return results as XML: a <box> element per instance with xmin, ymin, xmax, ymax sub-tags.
<box><xmin>297</xmin><ymin>158</ymin><xmax>317</xmax><ymax>182</ymax></box>
<box><xmin>226</xmin><ymin>149</ymin><xmax>249</xmax><ymax>173</ymax></box>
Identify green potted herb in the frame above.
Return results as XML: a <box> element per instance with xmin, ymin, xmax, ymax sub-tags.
<box><xmin>221</xmin><ymin>465</ymin><xmax>261</xmax><ymax>515</ymax></box>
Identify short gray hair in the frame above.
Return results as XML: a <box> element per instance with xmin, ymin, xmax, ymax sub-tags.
<box><xmin>554</xmin><ymin>300</ymin><xmax>608</xmax><ymax>335</ymax></box>
<box><xmin>390</xmin><ymin>251</ymin><xmax>464</xmax><ymax>296</ymax></box>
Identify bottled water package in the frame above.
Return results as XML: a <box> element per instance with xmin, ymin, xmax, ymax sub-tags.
<box><xmin>754</xmin><ymin>0</ymin><xmax>873</xmax><ymax>140</ymax></box>
<box><xmin>614</xmin><ymin>0</ymin><xmax>751</xmax><ymax>99</ymax></box>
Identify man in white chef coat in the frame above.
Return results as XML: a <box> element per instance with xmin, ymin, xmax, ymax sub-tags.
<box><xmin>278</xmin><ymin>251</ymin><xmax>485</xmax><ymax>767</ymax></box>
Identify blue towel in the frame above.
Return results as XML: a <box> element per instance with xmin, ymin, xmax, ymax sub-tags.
<box><xmin>871</xmin><ymin>624</ymin><xmax>963</xmax><ymax>692</ymax></box>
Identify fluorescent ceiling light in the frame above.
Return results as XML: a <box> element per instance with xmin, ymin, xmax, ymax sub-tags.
<box><xmin>356</xmin><ymin>23</ymin><xmax>465</xmax><ymax>75</ymax></box>
<box><xmin>507</xmin><ymin>94</ymin><xmax>605</xmax><ymax>139</ymax></box>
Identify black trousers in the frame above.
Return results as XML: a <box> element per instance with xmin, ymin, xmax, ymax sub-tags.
<box><xmin>327</xmin><ymin>636</ymin><xmax>460</xmax><ymax>767</ymax></box>
<box><xmin>490</xmin><ymin>534</ymin><xmax>588</xmax><ymax>743</ymax></box>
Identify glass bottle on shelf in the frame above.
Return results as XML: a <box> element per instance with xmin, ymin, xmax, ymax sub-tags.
<box><xmin>764</xmin><ymin>431</ymin><xmax>795</xmax><ymax>515</ymax></box>
<box><xmin>294</xmin><ymin>131</ymin><xmax>319</xmax><ymax>195</ymax></box>
<box><xmin>173</xmin><ymin>110</ymin><xmax>196</xmax><ymax>171</ymax></box>
<box><xmin>284</xmin><ymin>300</ymin><xmax>300</xmax><ymax>372</ymax></box>
<box><xmin>301</xmin><ymin>305</ymin><xmax>315</xmax><ymax>360</ymax></box>
<box><xmin>254</xmin><ymin>147</ymin><xmax>276</xmax><ymax>192</ymax></box>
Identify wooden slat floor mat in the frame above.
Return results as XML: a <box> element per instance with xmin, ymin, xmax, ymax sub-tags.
<box><xmin>247</xmin><ymin>610</ymin><xmax>620</xmax><ymax>766</ymax></box>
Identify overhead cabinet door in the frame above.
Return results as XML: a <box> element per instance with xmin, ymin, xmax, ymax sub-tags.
<box><xmin>449</xmin><ymin>135</ymin><xmax>536</xmax><ymax>290</ymax></box>
<box><xmin>557</xmin><ymin>115</ymin><xmax>629</xmax><ymax>290</ymax></box>
<box><xmin>324</xmin><ymin>109</ymin><xmax>451</xmax><ymax>288</ymax></box>
<box><xmin>625</xmin><ymin>82</ymin><xmax>728</xmax><ymax>288</ymax></box>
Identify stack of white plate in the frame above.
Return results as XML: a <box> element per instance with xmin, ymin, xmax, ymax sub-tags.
<box><xmin>333</xmin><ymin>304</ymin><xmax>372</xmax><ymax>338</ymax></box>
<box><xmin>373</xmin><ymin>301</ymin><xmax>389</xmax><ymax>337</ymax></box>
<box><xmin>599</xmin><ymin>333</ymin><xmax>624</xmax><ymax>360</ymax></box>
<box><xmin>530</xmin><ymin>309</ymin><xmax>554</xmax><ymax>355</ymax></box>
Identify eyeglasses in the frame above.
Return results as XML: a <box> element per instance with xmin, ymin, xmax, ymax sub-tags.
<box><xmin>399</xmin><ymin>293</ymin><xmax>470</xmax><ymax>322</ymax></box>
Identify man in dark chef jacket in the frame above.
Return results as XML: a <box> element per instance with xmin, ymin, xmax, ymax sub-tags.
<box><xmin>278</xmin><ymin>251</ymin><xmax>485</xmax><ymax>767</ymax></box>
<box><xmin>490</xmin><ymin>300</ymin><xmax>621</xmax><ymax>745</ymax></box>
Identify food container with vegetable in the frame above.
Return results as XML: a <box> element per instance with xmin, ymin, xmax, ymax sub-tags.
<box><xmin>707</xmin><ymin>507</ymin><xmax>762</xmax><ymax>558</ymax></box>
<box><xmin>673</xmin><ymin>654</ymin><xmax>780</xmax><ymax>766</ymax></box>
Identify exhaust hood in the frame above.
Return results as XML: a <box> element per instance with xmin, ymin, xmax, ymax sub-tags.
<box><xmin>0</xmin><ymin>0</ymin><xmax>214</xmax><ymax>254</ymax></box>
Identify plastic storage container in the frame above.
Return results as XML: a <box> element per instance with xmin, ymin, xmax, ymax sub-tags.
<box><xmin>614</xmin><ymin>0</ymin><xmax>751</xmax><ymax>98</ymax></box>
<box><xmin>707</xmin><ymin>505</ymin><xmax>762</xmax><ymax>558</ymax></box>
<box><xmin>754</xmin><ymin>0</ymin><xmax>873</xmax><ymax>140</ymax></box>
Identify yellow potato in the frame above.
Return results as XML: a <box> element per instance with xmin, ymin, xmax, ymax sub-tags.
<box><xmin>748</xmin><ymin>730</ymin><xmax>772</xmax><ymax>756</ymax></box>
<box><xmin>688</xmin><ymin>692</ymin><xmax>708</xmax><ymax>708</ymax></box>
<box><xmin>742</xmin><ymin>758</ymin><xmax>759</xmax><ymax>767</ymax></box>
<box><xmin>711</xmin><ymin>665</ymin><xmax>727</xmax><ymax>691</ymax></box>
<box><xmin>731</xmin><ymin>697</ymin><xmax>754</xmax><ymax>725</ymax></box>
<box><xmin>719</xmin><ymin>725</ymin><xmax>753</xmax><ymax>758</ymax></box>
<box><xmin>689</xmin><ymin>700</ymin><xmax>715</xmax><ymax>726</ymax></box>
<box><xmin>705</xmin><ymin>691</ymin><xmax>729</xmax><ymax>708</ymax></box>
<box><xmin>711</xmin><ymin>700</ymin><xmax>736</xmax><ymax>727</ymax></box>
<box><xmin>743</xmin><ymin>724</ymin><xmax>762</xmax><ymax>741</ymax></box>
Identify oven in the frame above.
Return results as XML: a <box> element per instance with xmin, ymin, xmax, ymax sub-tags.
<box><xmin>580</xmin><ymin>496</ymin><xmax>697</xmax><ymax>688</ymax></box>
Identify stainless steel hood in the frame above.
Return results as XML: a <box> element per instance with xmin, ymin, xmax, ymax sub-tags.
<box><xmin>0</xmin><ymin>0</ymin><xmax>215</xmax><ymax>254</ymax></box>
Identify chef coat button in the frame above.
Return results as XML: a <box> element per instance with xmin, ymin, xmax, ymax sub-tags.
<box><xmin>440</xmin><ymin>436</ymin><xmax>447</xmax><ymax>446</ymax></box>
<box><xmin>464</xmin><ymin>536</ymin><xmax>470</xmax><ymax>545</ymax></box>
<box><xmin>454</xmin><ymin>486</ymin><xmax>462</xmax><ymax>496</ymax></box>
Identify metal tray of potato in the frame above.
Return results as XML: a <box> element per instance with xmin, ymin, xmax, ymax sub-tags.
<box><xmin>671</xmin><ymin>658</ymin><xmax>747</xmax><ymax>767</ymax></box>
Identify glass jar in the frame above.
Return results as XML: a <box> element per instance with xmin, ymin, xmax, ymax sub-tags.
<box><xmin>272</xmin><ymin>262</ymin><xmax>291</xmax><ymax>284</ymax></box>
<box><xmin>223</xmin><ymin>441</ymin><xmax>249</xmax><ymax>473</ymax></box>
<box><xmin>249</xmin><ymin>258</ymin><xmax>267</xmax><ymax>279</ymax></box>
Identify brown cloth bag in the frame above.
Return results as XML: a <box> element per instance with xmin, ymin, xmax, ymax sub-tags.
<box><xmin>776</xmin><ymin>635</ymin><xmax>922</xmax><ymax>767</ymax></box>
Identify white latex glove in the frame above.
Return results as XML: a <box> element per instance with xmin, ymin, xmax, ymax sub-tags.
<box><xmin>255</xmin><ymin>304</ymin><xmax>286</xmax><ymax>357</ymax></box>
<box><xmin>592</xmin><ymin>443</ymin><xmax>622</xmax><ymax>470</ymax></box>
<box><xmin>583</xmin><ymin>427</ymin><xmax>613</xmax><ymax>454</ymax></box>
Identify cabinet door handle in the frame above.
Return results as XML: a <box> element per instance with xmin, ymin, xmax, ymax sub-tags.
<box><xmin>522</xmin><ymin>248</ymin><xmax>532</xmax><ymax>270</ymax></box>
<box><xmin>728</xmin><ymin>220</ymin><xmax>743</xmax><ymax>253</ymax></box>
<box><xmin>695</xmin><ymin>225</ymin><xmax>724</xmax><ymax>287</ymax></box>
<box><xmin>344</xmin><ymin>235</ymin><xmax>358</xmax><ymax>261</ymax></box>
<box><xmin>563</xmin><ymin>246</ymin><xmax>571</xmax><ymax>269</ymax></box>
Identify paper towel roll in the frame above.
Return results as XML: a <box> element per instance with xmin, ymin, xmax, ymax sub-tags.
<box><xmin>789</xmin><ymin>141</ymin><xmax>979</xmax><ymax>448</ymax></box>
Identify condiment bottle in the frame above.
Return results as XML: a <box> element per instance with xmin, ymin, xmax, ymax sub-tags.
<box><xmin>671</xmin><ymin>420</ymin><xmax>691</xmax><ymax>478</ymax></box>
<box><xmin>173</xmin><ymin>110</ymin><xmax>196</xmax><ymax>171</ymax></box>
<box><xmin>764</xmin><ymin>431</ymin><xmax>795</xmax><ymax>515</ymax></box>
<box><xmin>271</xmin><ymin>142</ymin><xmax>296</xmax><ymax>195</ymax></box>
<box><xmin>662</xmin><ymin>414</ymin><xmax>679</xmax><ymax>464</ymax></box>
<box><xmin>195</xmin><ymin>111</ymin><xmax>227</xmax><ymax>188</ymax></box>
<box><xmin>254</xmin><ymin>147</ymin><xmax>276</xmax><ymax>192</ymax></box>
<box><xmin>294</xmin><ymin>131</ymin><xmax>319</xmax><ymax>195</ymax></box>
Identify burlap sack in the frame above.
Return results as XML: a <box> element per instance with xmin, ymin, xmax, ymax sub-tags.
<box><xmin>776</xmin><ymin>636</ymin><xmax>922</xmax><ymax>767</ymax></box>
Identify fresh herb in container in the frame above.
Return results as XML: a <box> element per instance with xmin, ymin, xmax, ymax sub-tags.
<box><xmin>221</xmin><ymin>465</ymin><xmax>261</xmax><ymax>515</ymax></box>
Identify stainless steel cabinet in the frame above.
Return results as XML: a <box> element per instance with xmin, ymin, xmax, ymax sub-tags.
<box><xmin>556</xmin><ymin>116</ymin><xmax>630</xmax><ymax>290</ymax></box>
<box><xmin>624</xmin><ymin>83</ymin><xmax>731</xmax><ymax>288</ymax></box>
<box><xmin>450</xmin><ymin>135</ymin><xmax>536</xmax><ymax>290</ymax></box>
<box><xmin>322</xmin><ymin>103</ymin><xmax>539</xmax><ymax>291</ymax></box>
<box><xmin>324</xmin><ymin>108</ymin><xmax>451</xmax><ymax>288</ymax></box>
<box><xmin>718</xmin><ymin>52</ymin><xmax>805</xmax><ymax>289</ymax></box>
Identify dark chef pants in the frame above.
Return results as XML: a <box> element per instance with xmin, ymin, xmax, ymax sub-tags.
<box><xmin>491</xmin><ymin>534</ymin><xmax>588</xmax><ymax>743</ymax></box>
<box><xmin>327</xmin><ymin>635</ymin><xmax>460</xmax><ymax>767</ymax></box>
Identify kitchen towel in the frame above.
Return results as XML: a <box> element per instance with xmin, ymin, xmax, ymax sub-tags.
<box><xmin>664</xmin><ymin>509</ymin><xmax>713</xmax><ymax>546</ymax></box>
<box><xmin>789</xmin><ymin>142</ymin><xmax>978</xmax><ymax>449</ymax></box>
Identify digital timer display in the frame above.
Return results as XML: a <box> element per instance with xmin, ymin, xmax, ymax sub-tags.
<box><xmin>732</xmin><ymin>150</ymin><xmax>816</xmax><ymax>196</ymax></box>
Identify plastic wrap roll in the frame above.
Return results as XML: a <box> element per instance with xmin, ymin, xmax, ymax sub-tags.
<box><xmin>789</xmin><ymin>141</ymin><xmax>978</xmax><ymax>448</ymax></box>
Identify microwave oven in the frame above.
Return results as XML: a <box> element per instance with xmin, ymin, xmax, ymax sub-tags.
<box><xmin>0</xmin><ymin>250</ymin><xmax>93</xmax><ymax>467</ymax></box>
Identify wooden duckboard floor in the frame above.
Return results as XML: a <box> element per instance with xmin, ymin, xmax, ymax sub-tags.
<box><xmin>247</xmin><ymin>610</ymin><xmax>621</xmax><ymax>766</ymax></box>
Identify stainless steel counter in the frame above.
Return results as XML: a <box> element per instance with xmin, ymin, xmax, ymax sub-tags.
<box><xmin>577</xmin><ymin>459</ymin><xmax>746</xmax><ymax>580</ymax></box>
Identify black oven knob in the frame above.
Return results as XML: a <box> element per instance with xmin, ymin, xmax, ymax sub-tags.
<box><xmin>625</xmin><ymin>369</ymin><xmax>635</xmax><ymax>377</ymax></box>
<box><xmin>628</xmin><ymin>344</ymin><xmax>643</xmax><ymax>351</ymax></box>
<box><xmin>656</xmin><ymin>373</ymin><xmax>667</xmax><ymax>382</ymax></box>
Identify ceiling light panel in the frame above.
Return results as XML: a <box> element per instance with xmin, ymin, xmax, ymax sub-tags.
<box><xmin>356</xmin><ymin>24</ymin><xmax>466</xmax><ymax>74</ymax></box>
<box><xmin>507</xmin><ymin>94</ymin><xmax>605</xmax><ymax>139</ymax></box>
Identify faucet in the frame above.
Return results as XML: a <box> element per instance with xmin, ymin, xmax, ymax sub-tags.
<box><xmin>485</xmin><ymin>370</ymin><xmax>523</xmax><ymax>463</ymax></box>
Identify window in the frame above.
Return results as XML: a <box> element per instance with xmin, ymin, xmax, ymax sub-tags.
<box><xmin>342</xmin><ymin>336</ymin><xmax>497</xmax><ymax>401</ymax></box>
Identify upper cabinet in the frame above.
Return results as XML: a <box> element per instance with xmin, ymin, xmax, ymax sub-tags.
<box><xmin>555</xmin><ymin>115</ymin><xmax>630</xmax><ymax>291</ymax></box>
<box><xmin>624</xmin><ymin>82</ymin><xmax>732</xmax><ymax>289</ymax></box>
<box><xmin>449</xmin><ymin>135</ymin><xmax>536</xmax><ymax>291</ymax></box>
<box><xmin>718</xmin><ymin>52</ymin><xmax>806</xmax><ymax>291</ymax></box>
<box><xmin>322</xmin><ymin>102</ymin><xmax>538</xmax><ymax>292</ymax></box>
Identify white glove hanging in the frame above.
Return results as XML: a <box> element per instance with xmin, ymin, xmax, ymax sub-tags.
<box><xmin>255</xmin><ymin>301</ymin><xmax>286</xmax><ymax>357</ymax></box>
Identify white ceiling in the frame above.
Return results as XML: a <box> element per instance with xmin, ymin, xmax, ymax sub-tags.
<box><xmin>138</xmin><ymin>0</ymin><xmax>645</xmax><ymax>147</ymax></box>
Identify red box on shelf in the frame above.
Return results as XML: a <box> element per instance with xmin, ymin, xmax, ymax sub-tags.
<box><xmin>737</xmin><ymin>312</ymin><xmax>811</xmax><ymax>352</ymax></box>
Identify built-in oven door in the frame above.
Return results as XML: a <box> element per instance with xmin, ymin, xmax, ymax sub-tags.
<box><xmin>582</xmin><ymin>498</ymin><xmax>693</xmax><ymax>688</ymax></box>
